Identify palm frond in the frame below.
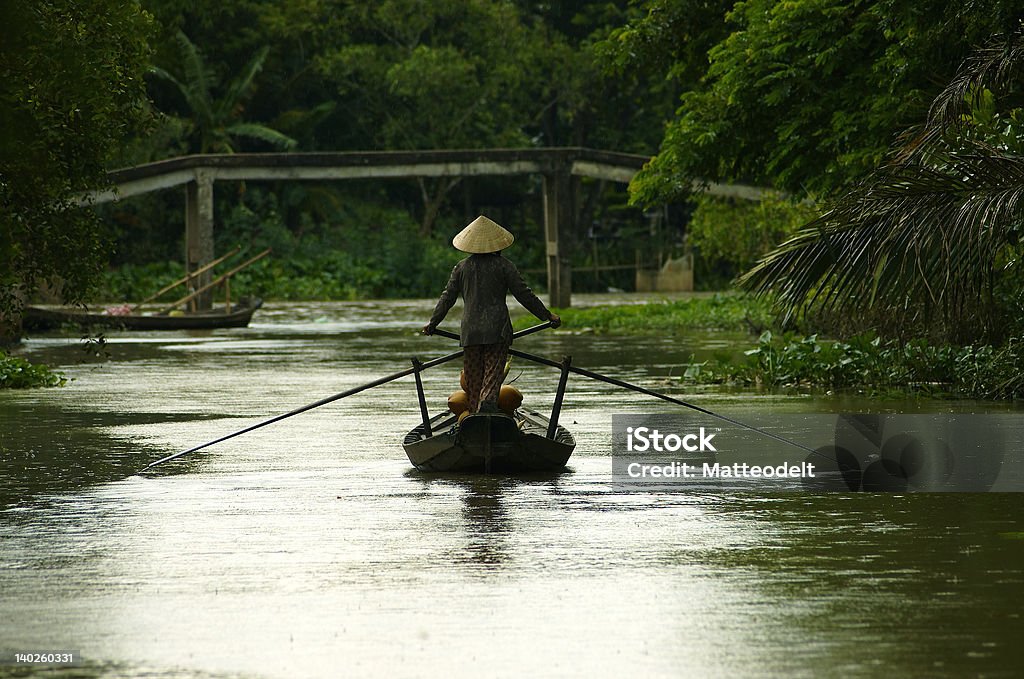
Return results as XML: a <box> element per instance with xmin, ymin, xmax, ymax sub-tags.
<box><xmin>743</xmin><ymin>28</ymin><xmax>1024</xmax><ymax>341</ymax></box>
<box><xmin>225</xmin><ymin>123</ymin><xmax>297</xmax><ymax>150</ymax></box>
<box><xmin>928</xmin><ymin>30</ymin><xmax>1024</xmax><ymax>131</ymax></box>
<box><xmin>173</xmin><ymin>31</ymin><xmax>216</xmax><ymax>130</ymax></box>
<box><xmin>740</xmin><ymin>142</ymin><xmax>1024</xmax><ymax>329</ymax></box>
<box><xmin>218</xmin><ymin>47</ymin><xmax>270</xmax><ymax>121</ymax></box>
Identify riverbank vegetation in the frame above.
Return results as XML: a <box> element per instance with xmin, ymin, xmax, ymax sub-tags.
<box><xmin>0</xmin><ymin>352</ymin><xmax>66</xmax><ymax>389</ymax></box>
<box><xmin>514</xmin><ymin>294</ymin><xmax>778</xmax><ymax>335</ymax></box>
<box><xmin>609</xmin><ymin>2</ymin><xmax>1024</xmax><ymax>399</ymax></box>
<box><xmin>683</xmin><ymin>332</ymin><xmax>1024</xmax><ymax>400</ymax></box>
<box><xmin>686</xmin><ymin>193</ymin><xmax>818</xmax><ymax>290</ymax></box>
<box><xmin>7</xmin><ymin>1</ymin><xmax>1024</xmax><ymax>398</ymax></box>
<box><xmin>522</xmin><ymin>296</ymin><xmax>1024</xmax><ymax>400</ymax></box>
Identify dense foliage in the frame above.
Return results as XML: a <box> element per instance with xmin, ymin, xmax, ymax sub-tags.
<box><xmin>124</xmin><ymin>0</ymin><xmax>674</xmax><ymax>238</ymax></box>
<box><xmin>740</xmin><ymin>28</ymin><xmax>1024</xmax><ymax>343</ymax></box>
<box><xmin>0</xmin><ymin>0</ymin><xmax>152</xmax><ymax>334</ymax></box>
<box><xmin>0</xmin><ymin>351</ymin><xmax>66</xmax><ymax>389</ymax></box>
<box><xmin>685</xmin><ymin>331</ymin><xmax>1024</xmax><ymax>400</ymax></box>
<box><xmin>617</xmin><ymin>0</ymin><xmax>1024</xmax><ymax>203</ymax></box>
<box><xmin>603</xmin><ymin>1</ymin><xmax>1024</xmax><ymax>346</ymax></box>
<box><xmin>98</xmin><ymin>203</ymin><xmax>473</xmax><ymax>301</ymax></box>
<box><xmin>84</xmin><ymin>0</ymin><xmax>676</xmax><ymax>302</ymax></box>
<box><xmin>687</xmin><ymin>192</ymin><xmax>818</xmax><ymax>288</ymax></box>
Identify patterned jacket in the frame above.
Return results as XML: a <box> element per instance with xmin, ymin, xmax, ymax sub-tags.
<box><xmin>428</xmin><ymin>253</ymin><xmax>551</xmax><ymax>346</ymax></box>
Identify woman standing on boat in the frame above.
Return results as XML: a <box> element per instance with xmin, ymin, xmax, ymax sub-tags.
<box><xmin>423</xmin><ymin>215</ymin><xmax>561</xmax><ymax>414</ymax></box>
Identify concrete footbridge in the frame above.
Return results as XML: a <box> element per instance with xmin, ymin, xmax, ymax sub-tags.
<box><xmin>88</xmin><ymin>148</ymin><xmax>765</xmax><ymax>308</ymax></box>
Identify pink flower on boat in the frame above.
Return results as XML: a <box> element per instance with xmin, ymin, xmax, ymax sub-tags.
<box><xmin>104</xmin><ymin>303</ymin><xmax>134</xmax><ymax>316</ymax></box>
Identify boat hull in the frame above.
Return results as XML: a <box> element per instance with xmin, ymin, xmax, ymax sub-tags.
<box><xmin>403</xmin><ymin>409</ymin><xmax>575</xmax><ymax>473</ymax></box>
<box><xmin>24</xmin><ymin>298</ymin><xmax>263</xmax><ymax>331</ymax></box>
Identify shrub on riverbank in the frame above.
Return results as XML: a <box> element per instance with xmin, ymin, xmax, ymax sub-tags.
<box><xmin>0</xmin><ymin>352</ymin><xmax>66</xmax><ymax>389</ymax></box>
<box><xmin>688</xmin><ymin>192</ymin><xmax>818</xmax><ymax>290</ymax></box>
<box><xmin>683</xmin><ymin>331</ymin><xmax>1024</xmax><ymax>400</ymax></box>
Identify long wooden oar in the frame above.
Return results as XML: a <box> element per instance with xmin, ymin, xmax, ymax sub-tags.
<box><xmin>139</xmin><ymin>348</ymin><xmax>464</xmax><ymax>473</ymax></box>
<box><xmin>508</xmin><ymin>346</ymin><xmax>821</xmax><ymax>457</ymax></box>
<box><xmin>430</xmin><ymin>325</ymin><xmax>818</xmax><ymax>457</ymax></box>
<box><xmin>140</xmin><ymin>322</ymin><xmax>554</xmax><ymax>473</ymax></box>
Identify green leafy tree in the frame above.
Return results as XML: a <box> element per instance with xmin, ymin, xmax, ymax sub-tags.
<box><xmin>739</xmin><ymin>29</ymin><xmax>1024</xmax><ymax>343</ymax></box>
<box><xmin>613</xmin><ymin>0</ymin><xmax>1024</xmax><ymax>205</ymax></box>
<box><xmin>133</xmin><ymin>1</ymin><xmax>667</xmax><ymax>243</ymax></box>
<box><xmin>596</xmin><ymin>0</ymin><xmax>733</xmax><ymax>94</ymax></box>
<box><xmin>0</xmin><ymin>0</ymin><xmax>153</xmax><ymax>341</ymax></box>
<box><xmin>314</xmin><ymin>0</ymin><xmax>538</xmax><ymax>234</ymax></box>
<box><xmin>688</xmin><ymin>192</ymin><xmax>819</xmax><ymax>284</ymax></box>
<box><xmin>152</xmin><ymin>30</ymin><xmax>297</xmax><ymax>153</ymax></box>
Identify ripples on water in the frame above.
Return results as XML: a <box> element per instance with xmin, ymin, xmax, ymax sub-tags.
<box><xmin>1</xmin><ymin>299</ymin><xmax>1022</xmax><ymax>678</ymax></box>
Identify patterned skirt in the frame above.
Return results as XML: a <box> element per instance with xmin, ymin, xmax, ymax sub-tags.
<box><xmin>462</xmin><ymin>342</ymin><xmax>509</xmax><ymax>413</ymax></box>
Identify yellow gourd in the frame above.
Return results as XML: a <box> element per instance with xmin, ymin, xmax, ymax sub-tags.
<box><xmin>448</xmin><ymin>390</ymin><xmax>470</xmax><ymax>415</ymax></box>
<box><xmin>497</xmin><ymin>385</ymin><xmax>523</xmax><ymax>416</ymax></box>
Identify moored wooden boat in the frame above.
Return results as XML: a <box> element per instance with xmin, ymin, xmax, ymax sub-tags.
<box><xmin>403</xmin><ymin>408</ymin><xmax>576</xmax><ymax>473</ymax></box>
<box><xmin>24</xmin><ymin>297</ymin><xmax>263</xmax><ymax>332</ymax></box>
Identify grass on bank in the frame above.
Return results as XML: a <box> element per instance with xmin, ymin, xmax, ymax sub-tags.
<box><xmin>522</xmin><ymin>296</ymin><xmax>1023</xmax><ymax>400</ymax></box>
<box><xmin>514</xmin><ymin>293</ymin><xmax>776</xmax><ymax>334</ymax></box>
<box><xmin>686</xmin><ymin>332</ymin><xmax>1024</xmax><ymax>400</ymax></box>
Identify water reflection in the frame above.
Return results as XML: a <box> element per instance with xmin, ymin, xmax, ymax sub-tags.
<box><xmin>2</xmin><ymin>299</ymin><xmax>1023</xmax><ymax>677</ymax></box>
<box><xmin>404</xmin><ymin>472</ymin><xmax>575</xmax><ymax>571</ymax></box>
<box><xmin>456</xmin><ymin>476</ymin><xmax>511</xmax><ymax>568</ymax></box>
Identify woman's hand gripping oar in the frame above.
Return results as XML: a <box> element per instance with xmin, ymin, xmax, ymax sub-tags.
<box><xmin>429</xmin><ymin>320</ymin><xmax>553</xmax><ymax>343</ymax></box>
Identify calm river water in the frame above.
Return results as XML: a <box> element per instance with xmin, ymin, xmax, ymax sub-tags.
<box><xmin>1</xmin><ymin>297</ymin><xmax>1023</xmax><ymax>678</ymax></box>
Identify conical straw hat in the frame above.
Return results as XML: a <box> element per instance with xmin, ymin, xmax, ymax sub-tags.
<box><xmin>452</xmin><ymin>215</ymin><xmax>514</xmax><ymax>253</ymax></box>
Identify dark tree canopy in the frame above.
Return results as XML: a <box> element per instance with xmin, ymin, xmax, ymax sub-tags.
<box><xmin>0</xmin><ymin>0</ymin><xmax>153</xmax><ymax>328</ymax></box>
<box><xmin>612</xmin><ymin>0</ymin><xmax>1024</xmax><ymax>204</ymax></box>
<box><xmin>740</xmin><ymin>28</ymin><xmax>1024</xmax><ymax>343</ymax></box>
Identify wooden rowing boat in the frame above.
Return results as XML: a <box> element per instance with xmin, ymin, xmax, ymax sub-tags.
<box><xmin>23</xmin><ymin>297</ymin><xmax>263</xmax><ymax>332</ymax></box>
<box><xmin>403</xmin><ymin>408</ymin><xmax>576</xmax><ymax>473</ymax></box>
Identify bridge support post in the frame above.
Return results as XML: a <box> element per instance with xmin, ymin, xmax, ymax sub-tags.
<box><xmin>185</xmin><ymin>170</ymin><xmax>215</xmax><ymax>311</ymax></box>
<box><xmin>543</xmin><ymin>171</ymin><xmax>573</xmax><ymax>308</ymax></box>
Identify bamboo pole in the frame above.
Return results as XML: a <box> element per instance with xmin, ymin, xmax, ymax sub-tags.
<box><xmin>157</xmin><ymin>248</ymin><xmax>271</xmax><ymax>314</ymax></box>
<box><xmin>131</xmin><ymin>247</ymin><xmax>241</xmax><ymax>311</ymax></box>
